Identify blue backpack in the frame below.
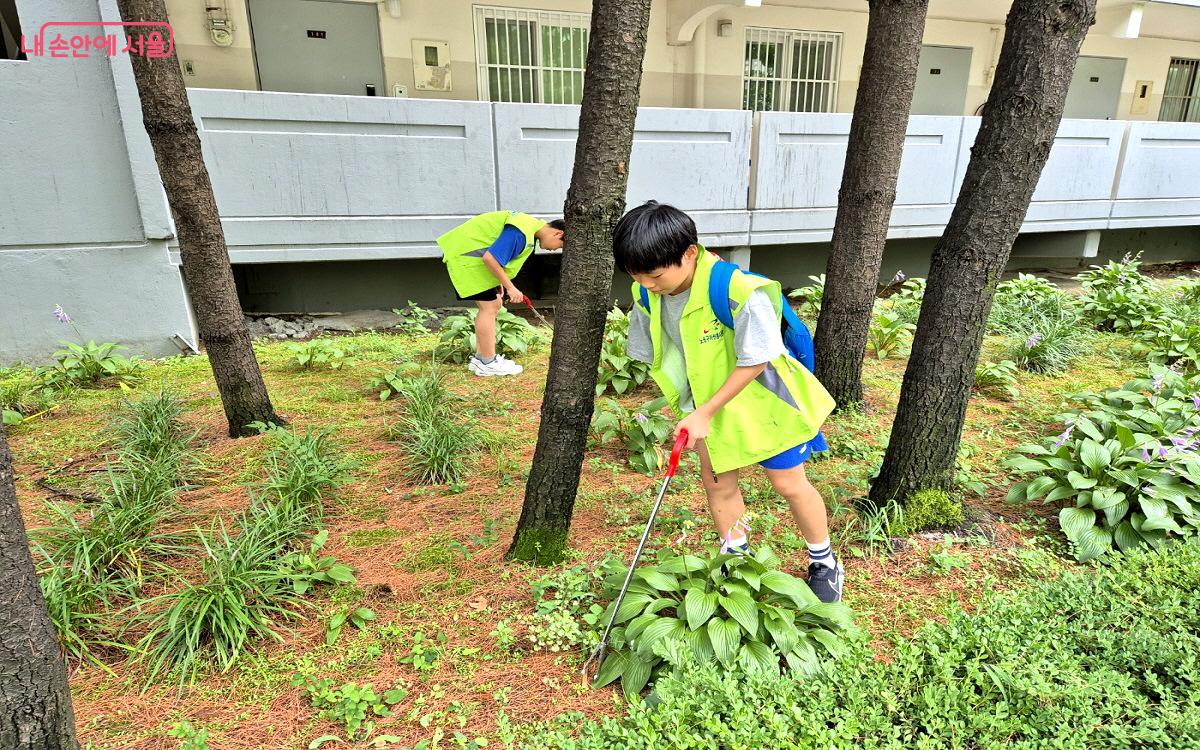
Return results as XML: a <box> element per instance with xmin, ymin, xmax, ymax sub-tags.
<box><xmin>637</xmin><ymin>259</ymin><xmax>817</xmax><ymax>373</ymax></box>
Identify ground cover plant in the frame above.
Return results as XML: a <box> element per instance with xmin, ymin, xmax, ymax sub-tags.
<box><xmin>8</xmin><ymin>264</ymin><xmax>1200</xmax><ymax>749</ymax></box>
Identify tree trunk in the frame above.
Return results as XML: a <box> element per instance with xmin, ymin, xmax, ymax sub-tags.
<box><xmin>814</xmin><ymin>0</ymin><xmax>929</xmax><ymax>409</ymax></box>
<box><xmin>115</xmin><ymin>4</ymin><xmax>282</xmax><ymax>437</ymax></box>
<box><xmin>507</xmin><ymin>0</ymin><xmax>653</xmax><ymax>564</ymax></box>
<box><xmin>0</xmin><ymin>425</ymin><xmax>80</xmax><ymax>750</ymax></box>
<box><xmin>869</xmin><ymin>0</ymin><xmax>1096</xmax><ymax>508</ymax></box>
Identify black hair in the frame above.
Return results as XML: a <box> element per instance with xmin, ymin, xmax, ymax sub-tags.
<box><xmin>612</xmin><ymin>201</ymin><xmax>697</xmax><ymax>275</ymax></box>
<box><xmin>546</xmin><ymin>219</ymin><xmax>566</xmax><ymax>231</ymax></box>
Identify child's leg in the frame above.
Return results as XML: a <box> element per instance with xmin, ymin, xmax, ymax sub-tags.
<box><xmin>696</xmin><ymin>441</ymin><xmax>746</xmax><ymax>545</ymax></box>
<box><xmin>763</xmin><ymin>464</ymin><xmax>830</xmax><ymax>546</ymax></box>
<box><xmin>474</xmin><ymin>294</ymin><xmax>502</xmax><ymax>360</ymax></box>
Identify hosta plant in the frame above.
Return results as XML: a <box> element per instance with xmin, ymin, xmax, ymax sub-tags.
<box><xmin>39</xmin><ymin>341</ymin><xmax>142</xmax><ymax>389</ymax></box>
<box><xmin>1005</xmin><ymin>365</ymin><xmax>1200</xmax><ymax>561</ymax></box>
<box><xmin>436</xmin><ymin>308</ymin><xmax>541</xmax><ymax>364</ymax></box>
<box><xmin>973</xmin><ymin>360</ymin><xmax>1019</xmax><ymax>401</ymax></box>
<box><xmin>596</xmin><ymin>306</ymin><xmax>651</xmax><ymax>396</ymax></box>
<box><xmin>285</xmin><ymin>339</ymin><xmax>353</xmax><ymax>370</ymax></box>
<box><xmin>592</xmin><ymin>546</ymin><xmax>856</xmax><ymax>698</ymax></box>
<box><xmin>1076</xmin><ymin>255</ymin><xmax>1163</xmax><ymax>333</ymax></box>
<box><xmin>591</xmin><ymin>397</ymin><xmax>673</xmax><ymax>475</ymax></box>
<box><xmin>868</xmin><ymin>310</ymin><xmax>915</xmax><ymax>359</ymax></box>
<box><xmin>1133</xmin><ymin>318</ymin><xmax>1200</xmax><ymax>373</ymax></box>
<box><xmin>787</xmin><ymin>275</ymin><xmax>825</xmax><ymax>321</ymax></box>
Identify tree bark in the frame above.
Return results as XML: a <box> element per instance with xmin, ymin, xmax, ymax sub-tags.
<box><xmin>115</xmin><ymin>3</ymin><xmax>282</xmax><ymax>437</ymax></box>
<box><xmin>814</xmin><ymin>0</ymin><xmax>929</xmax><ymax>409</ymax></box>
<box><xmin>0</xmin><ymin>425</ymin><xmax>80</xmax><ymax>750</ymax></box>
<box><xmin>869</xmin><ymin>0</ymin><xmax>1096</xmax><ymax>507</ymax></box>
<box><xmin>507</xmin><ymin>0</ymin><xmax>653</xmax><ymax>564</ymax></box>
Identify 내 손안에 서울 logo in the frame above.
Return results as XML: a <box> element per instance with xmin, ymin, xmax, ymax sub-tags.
<box><xmin>21</xmin><ymin>21</ymin><xmax>175</xmax><ymax>59</ymax></box>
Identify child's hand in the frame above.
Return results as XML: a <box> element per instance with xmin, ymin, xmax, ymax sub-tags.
<box><xmin>675</xmin><ymin>411</ymin><xmax>710</xmax><ymax>450</ymax></box>
<box><xmin>504</xmin><ymin>285</ymin><xmax>525</xmax><ymax>304</ymax></box>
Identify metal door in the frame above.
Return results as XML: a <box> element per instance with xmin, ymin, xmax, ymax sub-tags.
<box><xmin>1063</xmin><ymin>56</ymin><xmax>1126</xmax><ymax>119</ymax></box>
<box><xmin>910</xmin><ymin>45</ymin><xmax>972</xmax><ymax>115</ymax></box>
<box><xmin>248</xmin><ymin>0</ymin><xmax>385</xmax><ymax>96</ymax></box>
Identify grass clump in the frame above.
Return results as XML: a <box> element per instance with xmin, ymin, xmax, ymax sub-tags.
<box><xmin>891</xmin><ymin>489</ymin><xmax>962</xmax><ymax>535</ymax></box>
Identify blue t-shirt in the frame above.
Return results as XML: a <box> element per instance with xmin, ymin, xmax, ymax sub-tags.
<box><xmin>485</xmin><ymin>225</ymin><xmax>528</xmax><ymax>267</ymax></box>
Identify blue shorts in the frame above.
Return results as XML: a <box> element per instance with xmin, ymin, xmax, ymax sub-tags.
<box><xmin>758</xmin><ymin>431</ymin><xmax>828</xmax><ymax>470</ymax></box>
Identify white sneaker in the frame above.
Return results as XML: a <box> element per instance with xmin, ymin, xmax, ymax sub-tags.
<box><xmin>468</xmin><ymin>355</ymin><xmax>523</xmax><ymax>377</ymax></box>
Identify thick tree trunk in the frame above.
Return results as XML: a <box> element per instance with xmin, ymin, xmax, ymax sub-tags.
<box><xmin>507</xmin><ymin>0</ymin><xmax>653</xmax><ymax>564</ymax></box>
<box><xmin>814</xmin><ymin>0</ymin><xmax>929</xmax><ymax>408</ymax></box>
<box><xmin>869</xmin><ymin>0</ymin><xmax>1096</xmax><ymax>507</ymax></box>
<box><xmin>115</xmin><ymin>4</ymin><xmax>281</xmax><ymax>437</ymax></box>
<box><xmin>0</xmin><ymin>426</ymin><xmax>80</xmax><ymax>750</ymax></box>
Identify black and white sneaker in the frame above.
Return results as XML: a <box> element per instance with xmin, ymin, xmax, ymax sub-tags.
<box><xmin>806</xmin><ymin>557</ymin><xmax>844</xmax><ymax>603</ymax></box>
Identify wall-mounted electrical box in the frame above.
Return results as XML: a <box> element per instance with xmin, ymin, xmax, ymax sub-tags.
<box><xmin>411</xmin><ymin>39</ymin><xmax>451</xmax><ymax>91</ymax></box>
<box><xmin>1131</xmin><ymin>79</ymin><xmax>1153</xmax><ymax>115</ymax></box>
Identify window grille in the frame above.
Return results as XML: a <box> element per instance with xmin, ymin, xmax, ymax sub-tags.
<box><xmin>743</xmin><ymin>27</ymin><xmax>842</xmax><ymax>113</ymax></box>
<box><xmin>474</xmin><ymin>5</ymin><xmax>590</xmax><ymax>104</ymax></box>
<box><xmin>1161</xmin><ymin>57</ymin><xmax>1200</xmax><ymax>123</ymax></box>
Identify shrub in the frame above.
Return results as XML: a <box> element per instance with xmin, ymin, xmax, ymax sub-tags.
<box><xmin>591</xmin><ymin>546</ymin><xmax>857</xmax><ymax>699</ymax></box>
<box><xmin>436</xmin><ymin>308</ymin><xmax>540</xmax><ymax>364</ymax></box>
<box><xmin>596</xmin><ymin>306</ymin><xmax>651</xmax><ymax>396</ymax></box>
<box><xmin>524</xmin><ymin>540</ymin><xmax>1200</xmax><ymax>749</ymax></box>
<box><xmin>973</xmin><ymin>359</ymin><xmax>1019</xmax><ymax>400</ymax></box>
<box><xmin>591</xmin><ymin>398</ymin><xmax>673</xmax><ymax>475</ymax></box>
<box><xmin>1133</xmin><ymin>318</ymin><xmax>1200</xmax><ymax>373</ymax></box>
<box><xmin>1005</xmin><ymin>365</ymin><xmax>1200</xmax><ymax>561</ymax></box>
<box><xmin>890</xmin><ymin>489</ymin><xmax>962</xmax><ymax>535</ymax></box>
<box><xmin>1077</xmin><ymin>254</ymin><xmax>1163</xmax><ymax>333</ymax></box>
<box><xmin>988</xmin><ymin>273</ymin><xmax>1076</xmax><ymax>334</ymax></box>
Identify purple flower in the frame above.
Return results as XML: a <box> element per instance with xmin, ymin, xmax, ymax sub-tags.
<box><xmin>891</xmin><ymin>270</ymin><xmax>907</xmax><ymax>285</ymax></box>
<box><xmin>1159</xmin><ymin>445</ymin><xmax>1170</xmax><ymax>459</ymax></box>
<box><xmin>1025</xmin><ymin>333</ymin><xmax>1043</xmax><ymax>349</ymax></box>
<box><xmin>53</xmin><ymin>304</ymin><xmax>71</xmax><ymax>324</ymax></box>
<box><xmin>1142</xmin><ymin>448</ymin><xmax>1152</xmax><ymax>462</ymax></box>
<box><xmin>1054</xmin><ymin>425</ymin><xmax>1074</xmax><ymax>448</ymax></box>
<box><xmin>1192</xmin><ymin>394</ymin><xmax>1200</xmax><ymax>410</ymax></box>
<box><xmin>1152</xmin><ymin>373</ymin><xmax>1165</xmax><ymax>392</ymax></box>
<box><xmin>635</xmin><ymin>413</ymin><xmax>647</xmax><ymax>423</ymax></box>
<box><xmin>1171</xmin><ymin>436</ymin><xmax>1189</xmax><ymax>448</ymax></box>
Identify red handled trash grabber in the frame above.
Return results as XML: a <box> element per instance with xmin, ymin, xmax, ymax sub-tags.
<box><xmin>582</xmin><ymin>429</ymin><xmax>689</xmax><ymax>685</ymax></box>
<box><xmin>521</xmin><ymin>297</ymin><xmax>552</xmax><ymax>328</ymax></box>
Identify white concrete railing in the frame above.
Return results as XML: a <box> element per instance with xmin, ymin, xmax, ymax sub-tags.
<box><xmin>184</xmin><ymin>88</ymin><xmax>1200</xmax><ymax>263</ymax></box>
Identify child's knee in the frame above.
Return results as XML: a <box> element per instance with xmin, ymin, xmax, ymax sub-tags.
<box><xmin>768</xmin><ymin>466</ymin><xmax>812</xmax><ymax>496</ymax></box>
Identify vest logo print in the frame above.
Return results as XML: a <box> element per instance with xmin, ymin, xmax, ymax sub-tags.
<box><xmin>699</xmin><ymin>318</ymin><xmax>724</xmax><ymax>345</ymax></box>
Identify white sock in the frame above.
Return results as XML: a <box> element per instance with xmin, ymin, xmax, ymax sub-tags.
<box><xmin>720</xmin><ymin>535</ymin><xmax>748</xmax><ymax>553</ymax></box>
<box><xmin>807</xmin><ymin>538</ymin><xmax>835</xmax><ymax>569</ymax></box>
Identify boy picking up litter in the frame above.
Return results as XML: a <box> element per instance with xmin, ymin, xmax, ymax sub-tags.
<box><xmin>614</xmin><ymin>201</ymin><xmax>844</xmax><ymax>602</ymax></box>
<box><xmin>437</xmin><ymin>211</ymin><xmax>565</xmax><ymax>377</ymax></box>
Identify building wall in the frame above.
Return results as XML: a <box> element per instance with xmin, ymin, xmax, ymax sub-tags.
<box><xmin>0</xmin><ymin>0</ymin><xmax>194</xmax><ymax>365</ymax></box>
<box><xmin>165</xmin><ymin>0</ymin><xmax>1200</xmax><ymax>120</ymax></box>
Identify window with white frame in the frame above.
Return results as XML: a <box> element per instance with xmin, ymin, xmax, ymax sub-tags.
<box><xmin>1161</xmin><ymin>57</ymin><xmax>1200</xmax><ymax>123</ymax></box>
<box><xmin>743</xmin><ymin>27</ymin><xmax>842</xmax><ymax>113</ymax></box>
<box><xmin>474</xmin><ymin>6</ymin><xmax>590</xmax><ymax>104</ymax></box>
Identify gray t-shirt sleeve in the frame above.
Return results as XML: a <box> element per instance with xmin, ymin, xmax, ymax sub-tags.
<box><xmin>626</xmin><ymin>303</ymin><xmax>654</xmax><ymax>364</ymax></box>
<box><xmin>734</xmin><ymin>289</ymin><xmax>787</xmax><ymax>366</ymax></box>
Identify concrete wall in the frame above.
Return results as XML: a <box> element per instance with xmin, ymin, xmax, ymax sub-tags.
<box><xmin>0</xmin><ymin>0</ymin><xmax>194</xmax><ymax>365</ymax></box>
<box><xmin>163</xmin><ymin>0</ymin><xmax>1200</xmax><ymax>120</ymax></box>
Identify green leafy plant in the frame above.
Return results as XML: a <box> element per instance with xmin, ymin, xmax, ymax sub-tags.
<box><xmin>889</xmin><ymin>489</ymin><xmax>963</xmax><ymax>535</ymax></box>
<box><xmin>1077</xmin><ymin>254</ymin><xmax>1163</xmax><ymax>333</ymax></box>
<box><xmin>259</xmin><ymin>426</ymin><xmax>352</xmax><ymax>514</ymax></box>
<box><xmin>326</xmin><ymin>606</ymin><xmax>376</xmax><ymax>645</ymax></box>
<box><xmin>591</xmin><ymin>397</ymin><xmax>673</xmax><ymax>474</ymax></box>
<box><xmin>167</xmin><ymin>721</ymin><xmax>211</xmax><ymax>750</ymax></box>
<box><xmin>786</xmin><ymin>275</ymin><xmax>825</xmax><ymax>321</ymax></box>
<box><xmin>285</xmin><ymin>339</ymin><xmax>353</xmax><ymax>370</ymax></box>
<box><xmin>367</xmin><ymin>363</ymin><xmax>421</xmax><ymax>400</ymax></box>
<box><xmin>436</xmin><ymin>308</ymin><xmax>540</xmax><ymax>364</ymax></box>
<box><xmin>0</xmin><ymin>374</ymin><xmax>56</xmax><ymax>426</ymax></box>
<box><xmin>399</xmin><ymin>630</ymin><xmax>446</xmax><ymax>674</ymax></box>
<box><xmin>974</xmin><ymin>359</ymin><xmax>1019</xmax><ymax>400</ymax></box>
<box><xmin>295</xmin><ymin>676</ymin><xmax>407</xmax><ymax>742</ymax></box>
<box><xmin>886</xmin><ymin>276</ymin><xmax>926</xmax><ymax>327</ymax></box>
<box><xmin>1133</xmin><ymin>318</ymin><xmax>1200</xmax><ymax>373</ymax></box>
<box><xmin>1007</xmin><ymin>305</ymin><xmax>1089</xmax><ymax>375</ymax></box>
<box><xmin>521</xmin><ymin>561</ymin><xmax>606</xmax><ymax>653</ymax></box>
<box><xmin>393</xmin><ymin>301</ymin><xmax>439</xmax><ymax>335</ymax></box>
<box><xmin>596</xmin><ymin>306</ymin><xmax>651</xmax><ymax>396</ymax></box>
<box><xmin>38</xmin><ymin>341</ymin><xmax>142</xmax><ymax>389</ymax></box>
<box><xmin>592</xmin><ymin>546</ymin><xmax>856</xmax><ymax>698</ymax></box>
<box><xmin>867</xmin><ymin>309</ymin><xmax>915</xmax><ymax>359</ymax></box>
<box><xmin>282</xmin><ymin>529</ymin><xmax>357</xmax><ymax>595</ymax></box>
<box><xmin>1005</xmin><ymin>365</ymin><xmax>1200</xmax><ymax>561</ymax></box>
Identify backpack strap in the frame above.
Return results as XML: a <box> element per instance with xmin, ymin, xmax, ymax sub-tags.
<box><xmin>707</xmin><ymin>259</ymin><xmax>740</xmax><ymax>330</ymax></box>
<box><xmin>638</xmin><ymin>285</ymin><xmax>650</xmax><ymax>313</ymax></box>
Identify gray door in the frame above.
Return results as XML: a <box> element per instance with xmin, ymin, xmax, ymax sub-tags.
<box><xmin>1063</xmin><ymin>56</ymin><xmax>1126</xmax><ymax>119</ymax></box>
<box><xmin>910</xmin><ymin>45</ymin><xmax>972</xmax><ymax>115</ymax></box>
<box><xmin>248</xmin><ymin>0</ymin><xmax>385</xmax><ymax>96</ymax></box>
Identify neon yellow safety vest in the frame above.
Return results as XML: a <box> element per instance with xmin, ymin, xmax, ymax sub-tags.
<box><xmin>437</xmin><ymin>211</ymin><xmax>547</xmax><ymax>298</ymax></box>
<box><xmin>633</xmin><ymin>248</ymin><xmax>836</xmax><ymax>475</ymax></box>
